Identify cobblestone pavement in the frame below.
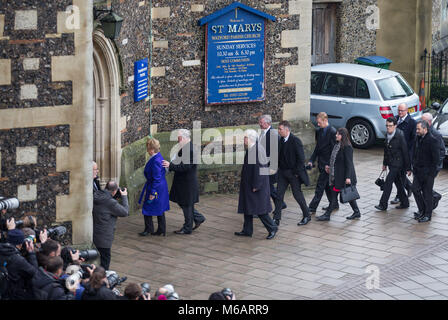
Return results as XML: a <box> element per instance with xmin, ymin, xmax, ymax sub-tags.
<box><xmin>111</xmin><ymin>146</ymin><xmax>448</xmax><ymax>300</ymax></box>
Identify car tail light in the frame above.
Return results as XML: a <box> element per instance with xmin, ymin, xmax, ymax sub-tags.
<box><xmin>379</xmin><ymin>106</ymin><xmax>393</xmax><ymax>119</ymax></box>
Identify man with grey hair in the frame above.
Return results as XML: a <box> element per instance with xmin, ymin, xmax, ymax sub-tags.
<box><xmin>162</xmin><ymin>128</ymin><xmax>205</xmax><ymax>234</ymax></box>
<box><xmin>412</xmin><ymin>120</ymin><xmax>440</xmax><ymax>222</ymax></box>
<box><xmin>235</xmin><ymin>129</ymin><xmax>278</xmax><ymax>239</ymax></box>
<box><xmin>258</xmin><ymin>115</ymin><xmax>287</xmax><ymax>210</ymax></box>
<box><xmin>420</xmin><ymin>112</ymin><xmax>445</xmax><ymax>212</ymax></box>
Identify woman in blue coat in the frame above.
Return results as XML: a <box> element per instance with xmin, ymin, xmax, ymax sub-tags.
<box><xmin>138</xmin><ymin>138</ymin><xmax>170</xmax><ymax>236</ymax></box>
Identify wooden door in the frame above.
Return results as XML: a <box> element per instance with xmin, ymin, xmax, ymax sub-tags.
<box><xmin>312</xmin><ymin>3</ymin><xmax>337</xmax><ymax>65</ymax></box>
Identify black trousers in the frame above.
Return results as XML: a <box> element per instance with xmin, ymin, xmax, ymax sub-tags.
<box><xmin>412</xmin><ymin>171</ymin><xmax>435</xmax><ymax>217</ymax></box>
<box><xmin>328</xmin><ymin>187</ymin><xmax>360</xmax><ymax>214</ymax></box>
<box><xmin>273</xmin><ymin>169</ymin><xmax>310</xmax><ymax>220</ymax></box>
<box><xmin>242</xmin><ymin>214</ymin><xmax>278</xmax><ymax>236</ymax></box>
<box><xmin>143</xmin><ymin>214</ymin><xmax>166</xmax><ymax>233</ymax></box>
<box><xmin>308</xmin><ymin>168</ymin><xmax>331</xmax><ymax>210</ymax></box>
<box><xmin>269</xmin><ymin>174</ymin><xmax>286</xmax><ymax>206</ymax></box>
<box><xmin>97</xmin><ymin>247</ymin><xmax>111</xmax><ymax>271</ymax></box>
<box><xmin>180</xmin><ymin>204</ymin><xmax>205</xmax><ymax>233</ymax></box>
<box><xmin>394</xmin><ymin>173</ymin><xmax>412</xmax><ymax>198</ymax></box>
<box><xmin>380</xmin><ymin>167</ymin><xmax>408</xmax><ymax>208</ymax></box>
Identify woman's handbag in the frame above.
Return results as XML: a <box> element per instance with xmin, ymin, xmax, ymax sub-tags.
<box><xmin>340</xmin><ymin>185</ymin><xmax>360</xmax><ymax>203</ymax></box>
<box><xmin>375</xmin><ymin>170</ymin><xmax>387</xmax><ymax>191</ymax></box>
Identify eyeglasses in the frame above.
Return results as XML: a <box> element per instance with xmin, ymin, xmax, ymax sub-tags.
<box><xmin>398</xmin><ymin>109</ymin><xmax>408</xmax><ymax>112</ymax></box>
<box><xmin>385</xmin><ymin>124</ymin><xmax>395</xmax><ymax>127</ymax></box>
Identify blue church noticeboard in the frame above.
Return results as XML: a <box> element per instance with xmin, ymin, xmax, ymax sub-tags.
<box><xmin>199</xmin><ymin>3</ymin><xmax>276</xmax><ymax>105</ymax></box>
<box><xmin>134</xmin><ymin>58</ymin><xmax>149</xmax><ymax>102</ymax></box>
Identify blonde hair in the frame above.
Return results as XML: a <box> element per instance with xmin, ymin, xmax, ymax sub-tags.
<box><xmin>146</xmin><ymin>138</ymin><xmax>160</xmax><ymax>153</ymax></box>
<box><xmin>316</xmin><ymin>112</ymin><xmax>328</xmax><ymax>121</ymax></box>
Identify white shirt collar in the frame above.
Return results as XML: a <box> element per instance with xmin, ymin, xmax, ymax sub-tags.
<box><xmin>283</xmin><ymin>133</ymin><xmax>290</xmax><ymax>142</ymax></box>
<box><xmin>399</xmin><ymin>113</ymin><xmax>408</xmax><ymax>121</ymax></box>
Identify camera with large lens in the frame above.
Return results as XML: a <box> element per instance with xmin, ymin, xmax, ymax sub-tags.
<box><xmin>0</xmin><ymin>197</ymin><xmax>19</xmax><ymax>211</ymax></box>
<box><xmin>221</xmin><ymin>288</ymin><xmax>233</xmax><ymax>299</ymax></box>
<box><xmin>33</xmin><ymin>225</ymin><xmax>66</xmax><ymax>243</ymax></box>
<box><xmin>106</xmin><ymin>270</ymin><xmax>127</xmax><ymax>290</ymax></box>
<box><xmin>72</xmin><ymin>249</ymin><xmax>99</xmax><ymax>261</ymax></box>
<box><xmin>138</xmin><ymin>282</ymin><xmax>151</xmax><ymax>300</ymax></box>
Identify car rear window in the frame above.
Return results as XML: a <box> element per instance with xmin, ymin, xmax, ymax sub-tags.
<box><xmin>375</xmin><ymin>75</ymin><xmax>414</xmax><ymax>101</ymax></box>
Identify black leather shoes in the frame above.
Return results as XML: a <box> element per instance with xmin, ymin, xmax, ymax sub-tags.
<box><xmin>414</xmin><ymin>211</ymin><xmax>424</xmax><ymax>220</ymax></box>
<box><xmin>193</xmin><ymin>220</ymin><xmax>205</xmax><ymax>230</ymax></box>
<box><xmin>374</xmin><ymin>205</ymin><xmax>387</xmax><ymax>211</ymax></box>
<box><xmin>139</xmin><ymin>231</ymin><xmax>150</xmax><ymax>236</ymax></box>
<box><xmin>151</xmin><ymin>230</ymin><xmax>166</xmax><ymax>236</ymax></box>
<box><xmin>297</xmin><ymin>216</ymin><xmax>311</xmax><ymax>226</ymax></box>
<box><xmin>316</xmin><ymin>213</ymin><xmax>330</xmax><ymax>221</ymax></box>
<box><xmin>174</xmin><ymin>229</ymin><xmax>191</xmax><ymax>235</ymax></box>
<box><xmin>390</xmin><ymin>197</ymin><xmax>400</xmax><ymax>205</ymax></box>
<box><xmin>395</xmin><ymin>204</ymin><xmax>409</xmax><ymax>209</ymax></box>
<box><xmin>418</xmin><ymin>216</ymin><xmax>431</xmax><ymax>223</ymax></box>
<box><xmin>274</xmin><ymin>219</ymin><xmax>280</xmax><ymax>226</ymax></box>
<box><xmin>282</xmin><ymin>203</ymin><xmax>287</xmax><ymax>209</ymax></box>
<box><xmin>234</xmin><ymin>231</ymin><xmax>252</xmax><ymax>237</ymax></box>
<box><xmin>322</xmin><ymin>205</ymin><xmax>339</xmax><ymax>211</ymax></box>
<box><xmin>433</xmin><ymin>194</ymin><xmax>442</xmax><ymax>210</ymax></box>
<box><xmin>346</xmin><ymin>212</ymin><xmax>361</xmax><ymax>220</ymax></box>
<box><xmin>266</xmin><ymin>230</ymin><xmax>277</xmax><ymax>240</ymax></box>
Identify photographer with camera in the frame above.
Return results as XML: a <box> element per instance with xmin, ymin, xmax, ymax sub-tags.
<box><xmin>81</xmin><ymin>266</ymin><xmax>118</xmax><ymax>300</ymax></box>
<box><xmin>0</xmin><ymin>218</ymin><xmax>38</xmax><ymax>300</ymax></box>
<box><xmin>93</xmin><ymin>180</ymin><xmax>129</xmax><ymax>271</ymax></box>
<box><xmin>208</xmin><ymin>288</ymin><xmax>236</xmax><ymax>300</ymax></box>
<box><xmin>32</xmin><ymin>256</ymin><xmax>76</xmax><ymax>300</ymax></box>
<box><xmin>121</xmin><ymin>282</ymin><xmax>151</xmax><ymax>300</ymax></box>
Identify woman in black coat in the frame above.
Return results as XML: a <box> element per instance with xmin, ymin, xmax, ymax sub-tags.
<box><xmin>316</xmin><ymin>127</ymin><xmax>360</xmax><ymax>221</ymax></box>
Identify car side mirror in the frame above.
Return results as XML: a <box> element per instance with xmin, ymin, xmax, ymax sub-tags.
<box><xmin>432</xmin><ymin>102</ymin><xmax>441</xmax><ymax>110</ymax></box>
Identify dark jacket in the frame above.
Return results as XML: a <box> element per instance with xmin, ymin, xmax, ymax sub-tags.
<box><xmin>32</xmin><ymin>267</ymin><xmax>74</xmax><ymax>300</ymax></box>
<box><xmin>0</xmin><ymin>242</ymin><xmax>37</xmax><ymax>300</ymax></box>
<box><xmin>81</xmin><ymin>282</ymin><xmax>118</xmax><ymax>300</ymax></box>
<box><xmin>168</xmin><ymin>141</ymin><xmax>200</xmax><ymax>206</ymax></box>
<box><xmin>237</xmin><ymin>143</ymin><xmax>272</xmax><ymax>216</ymax></box>
<box><xmin>332</xmin><ymin>144</ymin><xmax>357</xmax><ymax>190</ymax></box>
<box><xmin>430</xmin><ymin>126</ymin><xmax>446</xmax><ymax>170</ymax></box>
<box><xmin>309</xmin><ymin>125</ymin><xmax>337</xmax><ymax>170</ymax></box>
<box><xmin>395</xmin><ymin>114</ymin><xmax>416</xmax><ymax>162</ymax></box>
<box><xmin>383</xmin><ymin>129</ymin><xmax>410</xmax><ymax>170</ymax></box>
<box><xmin>413</xmin><ymin>132</ymin><xmax>440</xmax><ymax>178</ymax></box>
<box><xmin>93</xmin><ymin>178</ymin><xmax>101</xmax><ymax>192</ymax></box>
<box><xmin>278</xmin><ymin>133</ymin><xmax>310</xmax><ymax>186</ymax></box>
<box><xmin>92</xmin><ymin>190</ymin><xmax>129</xmax><ymax>249</ymax></box>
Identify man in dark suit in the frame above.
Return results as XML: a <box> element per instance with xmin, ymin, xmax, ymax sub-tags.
<box><xmin>391</xmin><ymin>103</ymin><xmax>416</xmax><ymax>204</ymax></box>
<box><xmin>272</xmin><ymin>120</ymin><xmax>311</xmax><ymax>226</ymax></box>
<box><xmin>258</xmin><ymin>115</ymin><xmax>286</xmax><ymax>210</ymax></box>
<box><xmin>374</xmin><ymin>117</ymin><xmax>411</xmax><ymax>211</ymax></box>
<box><xmin>412</xmin><ymin>121</ymin><xmax>440</xmax><ymax>223</ymax></box>
<box><xmin>162</xmin><ymin>129</ymin><xmax>205</xmax><ymax>234</ymax></box>
<box><xmin>235</xmin><ymin>129</ymin><xmax>278</xmax><ymax>239</ymax></box>
<box><xmin>421</xmin><ymin>113</ymin><xmax>445</xmax><ymax>210</ymax></box>
<box><xmin>307</xmin><ymin>112</ymin><xmax>336</xmax><ymax>213</ymax></box>
<box><xmin>93</xmin><ymin>161</ymin><xmax>101</xmax><ymax>192</ymax></box>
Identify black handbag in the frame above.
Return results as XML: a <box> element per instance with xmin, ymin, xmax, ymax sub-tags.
<box><xmin>340</xmin><ymin>185</ymin><xmax>360</xmax><ymax>203</ymax></box>
<box><xmin>375</xmin><ymin>170</ymin><xmax>387</xmax><ymax>191</ymax></box>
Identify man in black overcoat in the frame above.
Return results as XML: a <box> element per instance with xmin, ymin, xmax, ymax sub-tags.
<box><xmin>258</xmin><ymin>115</ymin><xmax>287</xmax><ymax>210</ymax></box>
<box><xmin>272</xmin><ymin>120</ymin><xmax>311</xmax><ymax>226</ymax></box>
<box><xmin>235</xmin><ymin>129</ymin><xmax>278</xmax><ymax>239</ymax></box>
<box><xmin>412</xmin><ymin>121</ymin><xmax>440</xmax><ymax>222</ymax></box>
<box><xmin>307</xmin><ymin>112</ymin><xmax>336</xmax><ymax>213</ymax></box>
<box><xmin>391</xmin><ymin>103</ymin><xmax>416</xmax><ymax>204</ymax></box>
<box><xmin>162</xmin><ymin>129</ymin><xmax>205</xmax><ymax>234</ymax></box>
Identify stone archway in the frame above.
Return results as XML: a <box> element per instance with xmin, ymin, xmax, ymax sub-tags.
<box><xmin>92</xmin><ymin>29</ymin><xmax>121</xmax><ymax>186</ymax></box>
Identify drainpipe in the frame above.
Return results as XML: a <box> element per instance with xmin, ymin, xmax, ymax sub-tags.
<box><xmin>148</xmin><ymin>0</ymin><xmax>153</xmax><ymax>137</ymax></box>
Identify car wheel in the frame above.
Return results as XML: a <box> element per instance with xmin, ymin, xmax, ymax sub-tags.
<box><xmin>347</xmin><ymin>119</ymin><xmax>375</xmax><ymax>149</ymax></box>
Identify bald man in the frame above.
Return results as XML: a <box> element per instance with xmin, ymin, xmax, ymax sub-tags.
<box><xmin>93</xmin><ymin>161</ymin><xmax>101</xmax><ymax>192</ymax></box>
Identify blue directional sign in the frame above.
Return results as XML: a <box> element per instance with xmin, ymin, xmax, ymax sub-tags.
<box><xmin>134</xmin><ymin>58</ymin><xmax>148</xmax><ymax>102</ymax></box>
<box><xmin>198</xmin><ymin>2</ymin><xmax>276</xmax><ymax>105</ymax></box>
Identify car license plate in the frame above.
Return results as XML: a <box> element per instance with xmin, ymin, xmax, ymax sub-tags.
<box><xmin>408</xmin><ymin>106</ymin><xmax>416</xmax><ymax>113</ymax></box>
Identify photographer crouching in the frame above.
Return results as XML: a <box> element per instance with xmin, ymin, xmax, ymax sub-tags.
<box><xmin>93</xmin><ymin>180</ymin><xmax>129</xmax><ymax>270</ymax></box>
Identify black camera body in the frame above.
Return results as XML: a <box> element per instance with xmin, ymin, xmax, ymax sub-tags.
<box><xmin>107</xmin><ymin>271</ymin><xmax>127</xmax><ymax>289</ymax></box>
<box><xmin>113</xmin><ymin>188</ymin><xmax>126</xmax><ymax>200</ymax></box>
<box><xmin>305</xmin><ymin>164</ymin><xmax>313</xmax><ymax>171</ymax></box>
<box><xmin>221</xmin><ymin>288</ymin><xmax>233</xmax><ymax>299</ymax></box>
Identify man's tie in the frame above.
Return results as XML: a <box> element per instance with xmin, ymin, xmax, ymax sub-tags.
<box><xmin>398</xmin><ymin>117</ymin><xmax>403</xmax><ymax>126</ymax></box>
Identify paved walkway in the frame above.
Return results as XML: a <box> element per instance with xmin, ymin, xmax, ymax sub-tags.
<box><xmin>111</xmin><ymin>146</ymin><xmax>448</xmax><ymax>300</ymax></box>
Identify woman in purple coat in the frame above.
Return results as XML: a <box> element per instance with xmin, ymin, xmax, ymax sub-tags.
<box><xmin>138</xmin><ymin>138</ymin><xmax>170</xmax><ymax>236</ymax></box>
